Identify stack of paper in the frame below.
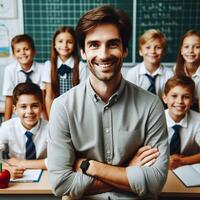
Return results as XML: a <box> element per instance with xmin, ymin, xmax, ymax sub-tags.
<box><xmin>173</xmin><ymin>164</ymin><xmax>200</xmax><ymax>187</ymax></box>
<box><xmin>10</xmin><ymin>169</ymin><xmax>43</xmax><ymax>183</ymax></box>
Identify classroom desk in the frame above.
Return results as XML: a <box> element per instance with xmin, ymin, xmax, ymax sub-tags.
<box><xmin>0</xmin><ymin>170</ymin><xmax>60</xmax><ymax>200</ymax></box>
<box><xmin>160</xmin><ymin>170</ymin><xmax>200</xmax><ymax>199</ymax></box>
<box><xmin>1</xmin><ymin>170</ymin><xmax>200</xmax><ymax>200</ymax></box>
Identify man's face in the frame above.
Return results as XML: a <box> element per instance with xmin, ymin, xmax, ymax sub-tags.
<box><xmin>81</xmin><ymin>23</ymin><xmax>127</xmax><ymax>83</ymax></box>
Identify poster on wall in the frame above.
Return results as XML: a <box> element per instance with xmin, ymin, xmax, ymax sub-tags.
<box><xmin>0</xmin><ymin>0</ymin><xmax>20</xmax><ymax>65</ymax></box>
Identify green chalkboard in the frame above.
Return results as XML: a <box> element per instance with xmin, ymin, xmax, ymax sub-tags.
<box><xmin>23</xmin><ymin>0</ymin><xmax>133</xmax><ymax>63</ymax></box>
<box><xmin>136</xmin><ymin>0</ymin><xmax>200</xmax><ymax>63</ymax></box>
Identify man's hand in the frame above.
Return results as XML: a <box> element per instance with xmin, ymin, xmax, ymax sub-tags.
<box><xmin>169</xmin><ymin>154</ymin><xmax>184</xmax><ymax>170</ymax></box>
<box><xmin>129</xmin><ymin>146</ymin><xmax>159</xmax><ymax>167</ymax></box>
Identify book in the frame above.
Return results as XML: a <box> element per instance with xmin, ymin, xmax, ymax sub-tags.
<box><xmin>10</xmin><ymin>169</ymin><xmax>43</xmax><ymax>183</ymax></box>
<box><xmin>173</xmin><ymin>164</ymin><xmax>200</xmax><ymax>187</ymax></box>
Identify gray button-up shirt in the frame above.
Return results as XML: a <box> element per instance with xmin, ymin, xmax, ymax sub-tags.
<box><xmin>48</xmin><ymin>78</ymin><xmax>169</xmax><ymax>199</ymax></box>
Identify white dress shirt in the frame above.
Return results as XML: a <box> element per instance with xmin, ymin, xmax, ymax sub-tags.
<box><xmin>0</xmin><ymin>117</ymin><xmax>48</xmax><ymax>159</ymax></box>
<box><xmin>42</xmin><ymin>56</ymin><xmax>88</xmax><ymax>84</ymax></box>
<box><xmin>165</xmin><ymin>109</ymin><xmax>200</xmax><ymax>155</ymax></box>
<box><xmin>126</xmin><ymin>62</ymin><xmax>173</xmax><ymax>98</ymax></box>
<box><xmin>2</xmin><ymin>61</ymin><xmax>45</xmax><ymax>96</ymax></box>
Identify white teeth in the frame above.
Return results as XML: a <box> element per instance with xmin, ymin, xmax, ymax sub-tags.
<box><xmin>98</xmin><ymin>63</ymin><xmax>111</xmax><ymax>67</ymax></box>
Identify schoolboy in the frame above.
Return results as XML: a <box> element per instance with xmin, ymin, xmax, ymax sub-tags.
<box><xmin>163</xmin><ymin>75</ymin><xmax>200</xmax><ymax>169</ymax></box>
<box><xmin>2</xmin><ymin>34</ymin><xmax>45</xmax><ymax>121</ymax></box>
<box><xmin>126</xmin><ymin>29</ymin><xmax>173</xmax><ymax>98</ymax></box>
<box><xmin>48</xmin><ymin>5</ymin><xmax>168</xmax><ymax>199</ymax></box>
<box><xmin>0</xmin><ymin>82</ymin><xmax>48</xmax><ymax>179</ymax></box>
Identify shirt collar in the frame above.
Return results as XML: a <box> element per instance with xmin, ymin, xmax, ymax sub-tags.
<box><xmin>17</xmin><ymin>62</ymin><xmax>35</xmax><ymax>72</ymax></box>
<box><xmin>18</xmin><ymin>118</ymin><xmax>42</xmax><ymax>136</ymax></box>
<box><xmin>165</xmin><ymin>109</ymin><xmax>188</xmax><ymax>128</ymax></box>
<box><xmin>87</xmin><ymin>77</ymin><xmax>125</xmax><ymax>106</ymax></box>
<box><xmin>57</xmin><ymin>56</ymin><xmax>74</xmax><ymax>69</ymax></box>
<box><xmin>184</xmin><ymin>65</ymin><xmax>200</xmax><ymax>78</ymax></box>
<box><xmin>139</xmin><ymin>61</ymin><xmax>163</xmax><ymax>76</ymax></box>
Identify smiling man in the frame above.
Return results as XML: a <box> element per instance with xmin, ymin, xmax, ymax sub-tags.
<box><xmin>48</xmin><ymin>5</ymin><xmax>169</xmax><ymax>200</ymax></box>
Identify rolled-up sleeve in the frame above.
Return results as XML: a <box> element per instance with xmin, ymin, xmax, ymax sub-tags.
<box><xmin>126</xmin><ymin>97</ymin><xmax>169</xmax><ymax>196</ymax></box>
<box><xmin>47</xmin><ymin>97</ymin><xmax>94</xmax><ymax>198</ymax></box>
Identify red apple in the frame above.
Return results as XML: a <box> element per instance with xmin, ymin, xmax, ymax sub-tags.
<box><xmin>0</xmin><ymin>163</ymin><xmax>10</xmax><ymax>188</ymax></box>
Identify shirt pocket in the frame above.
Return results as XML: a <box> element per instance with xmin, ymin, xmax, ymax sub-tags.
<box><xmin>117</xmin><ymin>128</ymin><xmax>144</xmax><ymax>159</ymax></box>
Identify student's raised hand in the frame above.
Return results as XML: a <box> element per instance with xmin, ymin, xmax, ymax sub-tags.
<box><xmin>169</xmin><ymin>154</ymin><xmax>184</xmax><ymax>170</ymax></box>
<box><xmin>129</xmin><ymin>146</ymin><xmax>159</xmax><ymax>167</ymax></box>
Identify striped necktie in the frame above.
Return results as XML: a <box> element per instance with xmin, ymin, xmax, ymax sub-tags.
<box><xmin>21</xmin><ymin>70</ymin><xmax>33</xmax><ymax>83</ymax></box>
<box><xmin>25</xmin><ymin>131</ymin><xmax>36</xmax><ymax>160</ymax></box>
<box><xmin>170</xmin><ymin>125</ymin><xmax>181</xmax><ymax>155</ymax></box>
<box><xmin>145</xmin><ymin>74</ymin><xmax>158</xmax><ymax>94</ymax></box>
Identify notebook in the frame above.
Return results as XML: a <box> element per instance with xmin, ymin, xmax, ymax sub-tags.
<box><xmin>173</xmin><ymin>164</ymin><xmax>200</xmax><ymax>187</ymax></box>
<box><xmin>10</xmin><ymin>169</ymin><xmax>43</xmax><ymax>183</ymax></box>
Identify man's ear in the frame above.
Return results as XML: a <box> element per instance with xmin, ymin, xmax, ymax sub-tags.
<box><xmin>123</xmin><ymin>48</ymin><xmax>128</xmax><ymax>58</ymax></box>
<box><xmin>13</xmin><ymin>105</ymin><xmax>17</xmax><ymax>113</ymax></box>
<box><xmin>80</xmin><ymin>49</ymin><xmax>86</xmax><ymax>60</ymax></box>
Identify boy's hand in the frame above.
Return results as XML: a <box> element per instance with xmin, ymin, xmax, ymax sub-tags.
<box><xmin>8</xmin><ymin>158</ymin><xmax>25</xmax><ymax>168</ymax></box>
<box><xmin>129</xmin><ymin>146</ymin><xmax>159</xmax><ymax>167</ymax></box>
<box><xmin>6</xmin><ymin>165</ymin><xmax>25</xmax><ymax>179</ymax></box>
<box><xmin>169</xmin><ymin>154</ymin><xmax>184</xmax><ymax>170</ymax></box>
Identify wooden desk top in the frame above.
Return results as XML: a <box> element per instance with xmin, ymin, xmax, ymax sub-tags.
<box><xmin>161</xmin><ymin>170</ymin><xmax>200</xmax><ymax>197</ymax></box>
<box><xmin>0</xmin><ymin>170</ymin><xmax>200</xmax><ymax>196</ymax></box>
<box><xmin>0</xmin><ymin>170</ymin><xmax>53</xmax><ymax>194</ymax></box>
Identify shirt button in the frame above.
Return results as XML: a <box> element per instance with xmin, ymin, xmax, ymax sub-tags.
<box><xmin>105</xmin><ymin>128</ymin><xmax>109</xmax><ymax>133</ymax></box>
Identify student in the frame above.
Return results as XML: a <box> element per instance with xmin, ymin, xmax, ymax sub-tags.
<box><xmin>48</xmin><ymin>5</ymin><xmax>169</xmax><ymax>199</ymax></box>
<box><xmin>126</xmin><ymin>29</ymin><xmax>173</xmax><ymax>98</ymax></box>
<box><xmin>0</xmin><ymin>82</ymin><xmax>48</xmax><ymax>179</ymax></box>
<box><xmin>174</xmin><ymin>30</ymin><xmax>200</xmax><ymax>112</ymax></box>
<box><xmin>162</xmin><ymin>75</ymin><xmax>200</xmax><ymax>170</ymax></box>
<box><xmin>42</xmin><ymin>26</ymin><xmax>88</xmax><ymax>117</ymax></box>
<box><xmin>2</xmin><ymin>34</ymin><xmax>45</xmax><ymax>121</ymax></box>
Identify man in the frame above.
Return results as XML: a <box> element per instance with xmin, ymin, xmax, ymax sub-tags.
<box><xmin>48</xmin><ymin>5</ymin><xmax>169</xmax><ymax>200</ymax></box>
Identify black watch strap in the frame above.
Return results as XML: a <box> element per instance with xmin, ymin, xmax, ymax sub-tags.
<box><xmin>80</xmin><ymin>159</ymin><xmax>90</xmax><ymax>174</ymax></box>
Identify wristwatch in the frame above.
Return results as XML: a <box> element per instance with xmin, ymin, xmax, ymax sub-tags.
<box><xmin>80</xmin><ymin>159</ymin><xmax>90</xmax><ymax>174</ymax></box>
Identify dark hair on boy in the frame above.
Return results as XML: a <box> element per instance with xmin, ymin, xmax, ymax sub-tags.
<box><xmin>11</xmin><ymin>34</ymin><xmax>35</xmax><ymax>53</ymax></box>
<box><xmin>13</xmin><ymin>82</ymin><xmax>43</xmax><ymax>106</ymax></box>
<box><xmin>164</xmin><ymin>75</ymin><xmax>195</xmax><ymax>99</ymax></box>
<box><xmin>76</xmin><ymin>5</ymin><xmax>132</xmax><ymax>51</ymax></box>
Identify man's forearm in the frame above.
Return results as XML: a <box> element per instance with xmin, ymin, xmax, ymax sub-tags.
<box><xmin>85</xmin><ymin>178</ymin><xmax>113</xmax><ymax>195</ymax></box>
<box><xmin>86</xmin><ymin>160</ymin><xmax>131</xmax><ymax>191</ymax></box>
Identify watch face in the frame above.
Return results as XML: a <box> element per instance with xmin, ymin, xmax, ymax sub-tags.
<box><xmin>80</xmin><ymin>160</ymin><xmax>90</xmax><ymax>173</ymax></box>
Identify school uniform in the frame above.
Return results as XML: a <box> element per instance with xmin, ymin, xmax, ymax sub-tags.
<box><xmin>126</xmin><ymin>62</ymin><xmax>173</xmax><ymax>98</ymax></box>
<box><xmin>42</xmin><ymin>56</ymin><xmax>88</xmax><ymax>95</ymax></box>
<box><xmin>0</xmin><ymin>117</ymin><xmax>48</xmax><ymax>159</ymax></box>
<box><xmin>165</xmin><ymin>109</ymin><xmax>200</xmax><ymax>156</ymax></box>
<box><xmin>2</xmin><ymin>61</ymin><xmax>45</xmax><ymax>96</ymax></box>
<box><xmin>184</xmin><ymin>65</ymin><xmax>200</xmax><ymax>98</ymax></box>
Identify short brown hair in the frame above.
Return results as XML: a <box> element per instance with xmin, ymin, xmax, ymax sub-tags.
<box><xmin>13</xmin><ymin>82</ymin><xmax>43</xmax><ymax>105</ymax></box>
<box><xmin>164</xmin><ymin>75</ymin><xmax>195</xmax><ymax>99</ymax></box>
<box><xmin>76</xmin><ymin>5</ymin><xmax>132</xmax><ymax>51</ymax></box>
<box><xmin>139</xmin><ymin>29</ymin><xmax>167</xmax><ymax>51</ymax></box>
<box><xmin>11</xmin><ymin>34</ymin><xmax>35</xmax><ymax>53</ymax></box>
